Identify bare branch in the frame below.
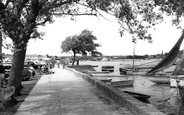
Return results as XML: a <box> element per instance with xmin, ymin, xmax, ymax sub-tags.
<box><xmin>53</xmin><ymin>12</ymin><xmax>97</xmax><ymax>16</ymax></box>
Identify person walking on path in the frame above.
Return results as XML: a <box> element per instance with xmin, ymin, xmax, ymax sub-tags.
<box><xmin>14</xmin><ymin>67</ymin><xmax>133</xmax><ymax>115</ymax></box>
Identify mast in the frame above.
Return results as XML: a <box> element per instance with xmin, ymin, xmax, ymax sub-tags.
<box><xmin>132</xmin><ymin>38</ymin><xmax>136</xmax><ymax>71</ymax></box>
<box><xmin>133</xmin><ymin>43</ymin><xmax>135</xmax><ymax>71</ymax></box>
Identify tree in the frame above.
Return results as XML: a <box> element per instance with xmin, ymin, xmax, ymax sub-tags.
<box><xmin>61</xmin><ymin>29</ymin><xmax>101</xmax><ymax>65</ymax></box>
<box><xmin>0</xmin><ymin>0</ymin><xmax>99</xmax><ymax>96</ymax></box>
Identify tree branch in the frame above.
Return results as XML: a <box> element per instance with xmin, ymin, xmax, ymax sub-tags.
<box><xmin>52</xmin><ymin>12</ymin><xmax>97</xmax><ymax>16</ymax></box>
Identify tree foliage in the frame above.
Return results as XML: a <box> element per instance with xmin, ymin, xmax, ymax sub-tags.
<box><xmin>61</xmin><ymin>29</ymin><xmax>101</xmax><ymax>65</ymax></box>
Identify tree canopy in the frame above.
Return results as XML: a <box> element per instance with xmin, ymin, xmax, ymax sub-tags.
<box><xmin>61</xmin><ymin>29</ymin><xmax>101</xmax><ymax>65</ymax></box>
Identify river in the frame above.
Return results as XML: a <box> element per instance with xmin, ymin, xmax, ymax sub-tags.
<box><xmin>79</xmin><ymin>59</ymin><xmax>184</xmax><ymax>115</ymax></box>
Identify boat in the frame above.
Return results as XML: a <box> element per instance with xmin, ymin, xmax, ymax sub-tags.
<box><xmin>100</xmin><ymin>78</ymin><xmax>112</xmax><ymax>83</ymax></box>
<box><xmin>119</xmin><ymin>41</ymin><xmax>159</xmax><ymax>75</ymax></box>
<box><xmin>111</xmin><ymin>77</ymin><xmax>134</xmax><ymax>87</ymax></box>
<box><xmin>101</xmin><ymin>66</ymin><xmax>114</xmax><ymax>72</ymax></box>
<box><xmin>144</xmin><ymin>31</ymin><xmax>184</xmax><ymax>84</ymax></box>
<box><xmin>123</xmin><ymin>91</ymin><xmax>151</xmax><ymax>101</ymax></box>
<box><xmin>92</xmin><ymin>74</ymin><xmax>128</xmax><ymax>77</ymax></box>
<box><xmin>88</xmin><ymin>71</ymin><xmax>110</xmax><ymax>74</ymax></box>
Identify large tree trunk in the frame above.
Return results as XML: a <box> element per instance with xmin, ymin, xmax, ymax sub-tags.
<box><xmin>8</xmin><ymin>42</ymin><xmax>27</xmax><ymax>96</ymax></box>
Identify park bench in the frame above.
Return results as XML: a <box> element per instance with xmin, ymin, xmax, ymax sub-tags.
<box><xmin>0</xmin><ymin>77</ymin><xmax>15</xmax><ymax>110</ymax></box>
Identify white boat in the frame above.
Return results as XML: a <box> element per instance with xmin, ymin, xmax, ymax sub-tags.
<box><xmin>148</xmin><ymin>75</ymin><xmax>170</xmax><ymax>84</ymax></box>
<box><xmin>111</xmin><ymin>77</ymin><xmax>134</xmax><ymax>87</ymax></box>
<box><xmin>144</xmin><ymin>31</ymin><xmax>184</xmax><ymax>85</ymax></box>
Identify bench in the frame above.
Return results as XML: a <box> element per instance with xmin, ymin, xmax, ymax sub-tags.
<box><xmin>0</xmin><ymin>78</ymin><xmax>15</xmax><ymax>110</ymax></box>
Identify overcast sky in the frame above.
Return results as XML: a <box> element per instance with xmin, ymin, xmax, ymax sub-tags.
<box><xmin>3</xmin><ymin>12</ymin><xmax>184</xmax><ymax>56</ymax></box>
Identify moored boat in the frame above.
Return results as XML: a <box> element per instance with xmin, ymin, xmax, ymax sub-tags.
<box><xmin>123</xmin><ymin>91</ymin><xmax>151</xmax><ymax>101</ymax></box>
<box><xmin>100</xmin><ymin>78</ymin><xmax>112</xmax><ymax>83</ymax></box>
<box><xmin>111</xmin><ymin>78</ymin><xmax>133</xmax><ymax>87</ymax></box>
<box><xmin>101</xmin><ymin>66</ymin><xmax>114</xmax><ymax>72</ymax></box>
<box><xmin>148</xmin><ymin>75</ymin><xmax>170</xmax><ymax>84</ymax></box>
<box><xmin>88</xmin><ymin>71</ymin><xmax>110</xmax><ymax>74</ymax></box>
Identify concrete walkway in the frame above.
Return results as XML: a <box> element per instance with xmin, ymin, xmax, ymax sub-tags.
<box><xmin>15</xmin><ymin>67</ymin><xmax>133</xmax><ymax>115</ymax></box>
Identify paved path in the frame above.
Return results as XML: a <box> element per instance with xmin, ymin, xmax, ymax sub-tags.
<box><xmin>15</xmin><ymin>67</ymin><xmax>133</xmax><ymax>115</ymax></box>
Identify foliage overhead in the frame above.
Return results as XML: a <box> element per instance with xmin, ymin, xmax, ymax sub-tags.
<box><xmin>154</xmin><ymin>0</ymin><xmax>184</xmax><ymax>28</ymax></box>
<box><xmin>0</xmin><ymin>0</ymin><xmax>183</xmax><ymax>46</ymax></box>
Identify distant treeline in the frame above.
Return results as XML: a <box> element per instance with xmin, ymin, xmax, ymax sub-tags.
<box><xmin>54</xmin><ymin>50</ymin><xmax>184</xmax><ymax>61</ymax></box>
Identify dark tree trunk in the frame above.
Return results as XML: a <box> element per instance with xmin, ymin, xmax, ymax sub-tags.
<box><xmin>8</xmin><ymin>42</ymin><xmax>27</xmax><ymax>96</ymax></box>
<box><xmin>72</xmin><ymin>51</ymin><xmax>76</xmax><ymax>66</ymax></box>
<box><xmin>0</xmin><ymin>32</ymin><xmax>2</xmax><ymax>59</ymax></box>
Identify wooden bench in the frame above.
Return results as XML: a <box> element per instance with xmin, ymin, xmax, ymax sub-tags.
<box><xmin>0</xmin><ymin>78</ymin><xmax>15</xmax><ymax>110</ymax></box>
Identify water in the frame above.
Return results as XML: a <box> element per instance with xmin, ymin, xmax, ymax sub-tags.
<box><xmin>79</xmin><ymin>59</ymin><xmax>184</xmax><ymax>115</ymax></box>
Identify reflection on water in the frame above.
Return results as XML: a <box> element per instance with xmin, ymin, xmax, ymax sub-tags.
<box><xmin>80</xmin><ymin>60</ymin><xmax>184</xmax><ymax>115</ymax></box>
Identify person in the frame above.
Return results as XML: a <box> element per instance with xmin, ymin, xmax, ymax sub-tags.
<box><xmin>76</xmin><ymin>59</ymin><xmax>79</xmax><ymax>65</ymax></box>
<box><xmin>0</xmin><ymin>60</ymin><xmax>6</xmax><ymax>88</ymax></box>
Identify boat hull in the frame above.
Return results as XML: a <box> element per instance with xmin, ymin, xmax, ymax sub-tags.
<box><xmin>100</xmin><ymin>78</ymin><xmax>112</xmax><ymax>83</ymax></box>
<box><xmin>88</xmin><ymin>71</ymin><xmax>110</xmax><ymax>74</ymax></box>
<box><xmin>123</xmin><ymin>91</ymin><xmax>151</xmax><ymax>101</ymax></box>
<box><xmin>148</xmin><ymin>76</ymin><xmax>170</xmax><ymax>84</ymax></box>
<box><xmin>111</xmin><ymin>79</ymin><xmax>134</xmax><ymax>87</ymax></box>
<box><xmin>119</xmin><ymin>68</ymin><xmax>148</xmax><ymax>75</ymax></box>
<box><xmin>101</xmin><ymin>66</ymin><xmax>114</xmax><ymax>72</ymax></box>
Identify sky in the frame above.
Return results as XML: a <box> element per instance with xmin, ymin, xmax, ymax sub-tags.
<box><xmin>2</xmin><ymin>12</ymin><xmax>184</xmax><ymax>56</ymax></box>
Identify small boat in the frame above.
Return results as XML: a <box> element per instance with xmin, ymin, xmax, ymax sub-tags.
<box><xmin>111</xmin><ymin>78</ymin><xmax>133</xmax><ymax>87</ymax></box>
<box><xmin>101</xmin><ymin>66</ymin><xmax>114</xmax><ymax>72</ymax></box>
<box><xmin>123</xmin><ymin>91</ymin><xmax>151</xmax><ymax>101</ymax></box>
<box><xmin>88</xmin><ymin>71</ymin><xmax>110</xmax><ymax>74</ymax></box>
<box><xmin>92</xmin><ymin>74</ymin><xmax>128</xmax><ymax>77</ymax></box>
<box><xmin>100</xmin><ymin>78</ymin><xmax>112</xmax><ymax>83</ymax></box>
<box><xmin>148</xmin><ymin>74</ymin><xmax>171</xmax><ymax>84</ymax></box>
